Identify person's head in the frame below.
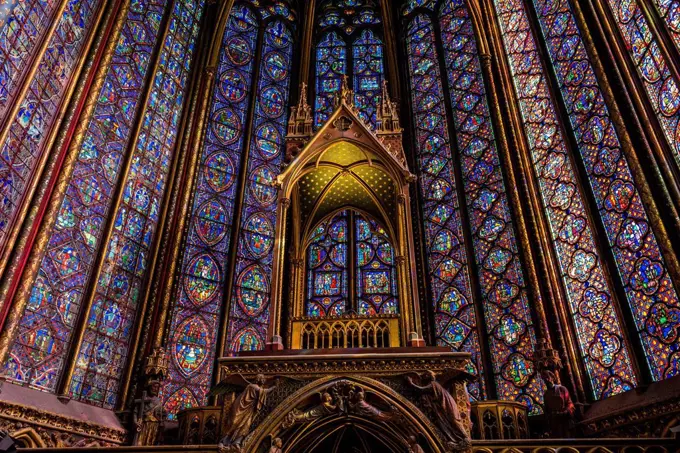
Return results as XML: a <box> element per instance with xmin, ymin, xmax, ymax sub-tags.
<box><xmin>541</xmin><ymin>369</ymin><xmax>556</xmax><ymax>388</ymax></box>
<box><xmin>273</xmin><ymin>438</ymin><xmax>283</xmax><ymax>448</ymax></box>
<box><xmin>322</xmin><ymin>392</ymin><xmax>332</xmax><ymax>403</ymax></box>
<box><xmin>425</xmin><ymin>371</ymin><xmax>437</xmax><ymax>383</ymax></box>
<box><xmin>408</xmin><ymin>435</ymin><xmax>417</xmax><ymax>445</ymax></box>
<box><xmin>148</xmin><ymin>379</ymin><xmax>161</xmax><ymax>396</ymax></box>
<box><xmin>256</xmin><ymin>374</ymin><xmax>266</xmax><ymax>385</ymax></box>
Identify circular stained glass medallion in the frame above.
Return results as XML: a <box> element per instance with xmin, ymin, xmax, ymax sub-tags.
<box><xmin>377</xmin><ymin>242</ymin><xmax>393</xmax><ymax>264</ymax></box>
<box><xmin>212</xmin><ymin>108</ymin><xmax>241</xmax><ymax>145</ymax></box>
<box><xmin>236</xmin><ymin>265</ymin><xmax>269</xmax><ymax>316</ymax></box>
<box><xmin>195</xmin><ymin>200</ymin><xmax>227</xmax><ymax>245</ymax></box>
<box><xmin>264</xmin><ymin>52</ymin><xmax>288</xmax><ymax>81</ymax></box>
<box><xmin>308</xmin><ymin>244</ymin><xmax>327</xmax><ymax>267</ymax></box>
<box><xmin>184</xmin><ymin>253</ymin><xmax>220</xmax><ymax>306</ymax></box>
<box><xmin>260</xmin><ymin>86</ymin><xmax>285</xmax><ymax>118</ymax></box>
<box><xmin>219</xmin><ymin>69</ymin><xmax>248</xmax><ymax>102</ymax></box>
<box><xmin>226</xmin><ymin>36</ymin><xmax>252</xmax><ymax>66</ymax></box>
<box><xmin>232</xmin><ymin>327</ymin><xmax>263</xmax><ymax>352</ymax></box>
<box><xmin>173</xmin><ymin>317</ymin><xmax>210</xmax><ymax>376</ymax></box>
<box><xmin>250</xmin><ymin>166</ymin><xmax>277</xmax><ymax>205</ymax></box>
<box><xmin>244</xmin><ymin>213</ymin><xmax>274</xmax><ymax>257</ymax></box>
<box><xmin>330</xmin><ymin>244</ymin><xmax>347</xmax><ymax>267</ymax></box>
<box><xmin>204</xmin><ymin>152</ymin><xmax>235</xmax><ymax>192</ymax></box>
<box><xmin>255</xmin><ymin>123</ymin><xmax>281</xmax><ymax>159</ymax></box>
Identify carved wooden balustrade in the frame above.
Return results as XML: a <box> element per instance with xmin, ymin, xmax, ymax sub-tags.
<box><xmin>290</xmin><ymin>314</ymin><xmax>400</xmax><ymax>349</ymax></box>
<box><xmin>470</xmin><ymin>400</ymin><xmax>530</xmax><ymax>440</ymax></box>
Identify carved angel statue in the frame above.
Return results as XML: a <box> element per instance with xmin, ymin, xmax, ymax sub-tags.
<box><xmin>348</xmin><ymin>385</ymin><xmax>395</xmax><ymax>422</ymax></box>
<box><xmin>268</xmin><ymin>437</ymin><xmax>283</xmax><ymax>453</ymax></box>
<box><xmin>282</xmin><ymin>390</ymin><xmax>340</xmax><ymax>428</ymax></box>
<box><xmin>217</xmin><ymin>374</ymin><xmax>279</xmax><ymax>450</ymax></box>
<box><xmin>406</xmin><ymin>371</ymin><xmax>470</xmax><ymax>450</ymax></box>
<box><xmin>407</xmin><ymin>435</ymin><xmax>426</xmax><ymax>453</ymax></box>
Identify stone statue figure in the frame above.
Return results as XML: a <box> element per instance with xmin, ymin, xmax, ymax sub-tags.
<box><xmin>407</xmin><ymin>435</ymin><xmax>426</xmax><ymax>453</ymax></box>
<box><xmin>406</xmin><ymin>371</ymin><xmax>470</xmax><ymax>450</ymax></box>
<box><xmin>542</xmin><ymin>370</ymin><xmax>575</xmax><ymax>438</ymax></box>
<box><xmin>282</xmin><ymin>390</ymin><xmax>339</xmax><ymax>428</ymax></box>
<box><xmin>219</xmin><ymin>374</ymin><xmax>278</xmax><ymax>450</ymax></box>
<box><xmin>268</xmin><ymin>437</ymin><xmax>283</xmax><ymax>453</ymax></box>
<box><xmin>348</xmin><ymin>385</ymin><xmax>395</xmax><ymax>422</ymax></box>
<box><xmin>133</xmin><ymin>380</ymin><xmax>164</xmax><ymax>446</ymax></box>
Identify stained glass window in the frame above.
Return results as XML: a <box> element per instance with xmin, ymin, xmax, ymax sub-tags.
<box><xmin>440</xmin><ymin>0</ymin><xmax>540</xmax><ymax>411</ymax></box>
<box><xmin>653</xmin><ymin>1</ymin><xmax>680</xmax><ymax>54</ymax></box>
<box><xmin>0</xmin><ymin>0</ymin><xmax>103</xmax><ymax>255</ymax></box>
<box><xmin>225</xmin><ymin>19</ymin><xmax>294</xmax><ymax>353</ymax></box>
<box><xmin>306</xmin><ymin>212</ymin><xmax>349</xmax><ymax>317</ymax></box>
<box><xmin>0</xmin><ymin>0</ymin><xmax>60</xmax><ymax>118</ymax></box>
<box><xmin>531</xmin><ymin>0</ymin><xmax>680</xmax><ymax>384</ymax></box>
<box><xmin>304</xmin><ymin>210</ymin><xmax>398</xmax><ymax>317</ymax></box>
<box><xmin>405</xmin><ymin>13</ymin><xmax>485</xmax><ymax>400</ymax></box>
<box><xmin>314</xmin><ymin>32</ymin><xmax>346</xmax><ymax>127</ymax></box>
<box><xmin>606</xmin><ymin>0</ymin><xmax>680</xmax><ymax>172</ymax></box>
<box><xmin>493</xmin><ymin>0</ymin><xmax>639</xmax><ymax>398</ymax></box>
<box><xmin>404</xmin><ymin>0</ymin><xmax>435</xmax><ymax>15</ymax></box>
<box><xmin>163</xmin><ymin>3</ymin><xmax>260</xmax><ymax>419</ymax></box>
<box><xmin>314</xmin><ymin>0</ymin><xmax>383</xmax><ymax>128</ymax></box>
<box><xmin>352</xmin><ymin>29</ymin><xmax>384</xmax><ymax>127</ymax></box>
<box><xmin>66</xmin><ymin>0</ymin><xmax>204</xmax><ymax>409</ymax></box>
<box><xmin>163</xmin><ymin>3</ymin><xmax>295</xmax><ymax>419</ymax></box>
<box><xmin>355</xmin><ymin>215</ymin><xmax>397</xmax><ymax>315</ymax></box>
<box><xmin>3</xmin><ymin>0</ymin><xmax>173</xmax><ymax>393</ymax></box>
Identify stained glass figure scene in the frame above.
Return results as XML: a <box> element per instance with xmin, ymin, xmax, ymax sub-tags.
<box><xmin>314</xmin><ymin>0</ymin><xmax>384</xmax><ymax>128</ymax></box>
<box><xmin>305</xmin><ymin>210</ymin><xmax>398</xmax><ymax>317</ymax></box>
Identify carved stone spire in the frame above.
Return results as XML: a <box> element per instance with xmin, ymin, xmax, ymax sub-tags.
<box><xmin>286</xmin><ymin>82</ymin><xmax>313</xmax><ymax>163</ymax></box>
<box><xmin>375</xmin><ymin>81</ymin><xmax>406</xmax><ymax>166</ymax></box>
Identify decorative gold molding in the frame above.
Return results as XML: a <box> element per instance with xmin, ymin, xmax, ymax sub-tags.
<box><xmin>0</xmin><ymin>400</ymin><xmax>127</xmax><ymax>444</ymax></box>
<box><xmin>218</xmin><ymin>349</ymin><xmax>473</xmax><ymax>381</ymax></box>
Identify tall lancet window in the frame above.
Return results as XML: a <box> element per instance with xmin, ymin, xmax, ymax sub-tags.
<box><xmin>0</xmin><ymin>0</ymin><xmax>104</xmax><ymax>255</ymax></box>
<box><xmin>496</xmin><ymin>0</ymin><xmax>680</xmax><ymax>388</ymax></box>
<box><xmin>162</xmin><ymin>1</ymin><xmax>295</xmax><ymax>419</ymax></box>
<box><xmin>313</xmin><ymin>0</ymin><xmax>384</xmax><ymax>128</ymax></box>
<box><xmin>405</xmin><ymin>0</ymin><xmax>541</xmax><ymax>411</ymax></box>
<box><xmin>3</xmin><ymin>0</ymin><xmax>203</xmax><ymax>409</ymax></box>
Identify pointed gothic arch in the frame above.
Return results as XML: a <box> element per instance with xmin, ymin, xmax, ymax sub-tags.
<box><xmin>245</xmin><ymin>375</ymin><xmax>446</xmax><ymax>453</ymax></box>
<box><xmin>268</xmin><ymin>86</ymin><xmax>421</xmax><ymax>348</ymax></box>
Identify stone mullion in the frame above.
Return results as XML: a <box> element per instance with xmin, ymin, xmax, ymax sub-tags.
<box><xmin>379</xmin><ymin>0</ymin><xmax>401</xmax><ymax>101</ymax></box>
<box><xmin>479</xmin><ymin>0</ymin><xmax>589</xmax><ymax>400</ymax></box>
<box><xmin>0</xmin><ymin>0</ymin><xmax>132</xmax><ymax>366</ymax></box>
<box><xmin>298</xmin><ymin>0</ymin><xmax>316</xmax><ymax>94</ymax></box>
